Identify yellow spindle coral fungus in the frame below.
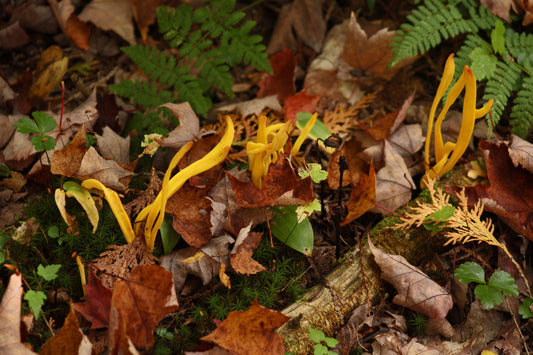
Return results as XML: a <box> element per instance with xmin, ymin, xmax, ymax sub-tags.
<box><xmin>425</xmin><ymin>54</ymin><xmax>493</xmax><ymax>179</ymax></box>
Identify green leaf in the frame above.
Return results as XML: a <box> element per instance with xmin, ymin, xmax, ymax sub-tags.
<box><xmin>422</xmin><ymin>221</ymin><xmax>445</xmax><ymax>232</ymax></box>
<box><xmin>296</xmin><ymin>112</ymin><xmax>331</xmax><ymax>141</ymax></box>
<box><xmin>24</xmin><ymin>290</ymin><xmax>47</xmax><ymax>320</ymax></box>
<box><xmin>313</xmin><ymin>344</ymin><xmax>329</xmax><ymax>355</ymax></box>
<box><xmin>519</xmin><ymin>298</ymin><xmax>533</xmax><ymax>319</ymax></box>
<box><xmin>491</xmin><ymin>20</ymin><xmax>506</xmax><ymax>56</ymax></box>
<box><xmin>0</xmin><ymin>250</ymin><xmax>5</xmax><ymax>264</ymax></box>
<box><xmin>488</xmin><ymin>270</ymin><xmax>519</xmax><ymax>297</ymax></box>
<box><xmin>308</xmin><ymin>327</ymin><xmax>325</xmax><ymax>343</ymax></box>
<box><xmin>47</xmin><ymin>225</ymin><xmax>60</xmax><ymax>239</ymax></box>
<box><xmin>427</xmin><ymin>205</ymin><xmax>455</xmax><ymax>222</ymax></box>
<box><xmin>14</xmin><ymin>117</ymin><xmax>39</xmax><ymax>134</ymax></box>
<box><xmin>32</xmin><ymin>111</ymin><xmax>57</xmax><ymax>133</ymax></box>
<box><xmin>295</xmin><ymin>199</ymin><xmax>321</xmax><ymax>223</ymax></box>
<box><xmin>64</xmin><ymin>180</ymin><xmax>99</xmax><ymax>233</ymax></box>
<box><xmin>299</xmin><ymin>163</ymin><xmax>328</xmax><ymax>183</ymax></box>
<box><xmin>31</xmin><ymin>135</ymin><xmax>56</xmax><ymax>152</ymax></box>
<box><xmin>474</xmin><ymin>284</ymin><xmax>503</xmax><ymax>309</ymax></box>
<box><xmin>469</xmin><ymin>46</ymin><xmax>498</xmax><ymax>81</ymax></box>
<box><xmin>37</xmin><ymin>264</ymin><xmax>61</xmax><ymax>281</ymax></box>
<box><xmin>454</xmin><ymin>262</ymin><xmax>486</xmax><ymax>285</ymax></box>
<box><xmin>160</xmin><ymin>215</ymin><xmax>181</xmax><ymax>255</ymax></box>
<box><xmin>270</xmin><ymin>206</ymin><xmax>314</xmax><ymax>256</ymax></box>
<box><xmin>324</xmin><ymin>336</ymin><xmax>339</xmax><ymax>348</ymax></box>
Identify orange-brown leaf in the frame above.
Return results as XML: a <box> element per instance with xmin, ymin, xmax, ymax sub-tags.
<box><xmin>200</xmin><ymin>299</ymin><xmax>289</xmax><ymax>355</ymax></box>
<box><xmin>342</xmin><ymin>163</ymin><xmax>376</xmax><ymax>225</ymax></box>
<box><xmin>257</xmin><ymin>49</ymin><xmax>296</xmax><ymax>103</ymax></box>
<box><xmin>50</xmin><ymin>124</ymin><xmax>87</xmax><ymax>177</ymax></box>
<box><xmin>41</xmin><ymin>306</ymin><xmax>92</xmax><ymax>355</ymax></box>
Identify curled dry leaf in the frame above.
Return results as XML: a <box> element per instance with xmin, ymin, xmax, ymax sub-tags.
<box><xmin>41</xmin><ymin>306</ymin><xmax>93</xmax><ymax>355</ymax></box>
<box><xmin>77</xmin><ymin>146</ymin><xmax>134</xmax><ymax>191</ymax></box>
<box><xmin>200</xmin><ymin>299</ymin><xmax>289</xmax><ymax>355</ymax></box>
<box><xmin>79</xmin><ymin>0</ymin><xmax>136</xmax><ymax>45</ymax></box>
<box><xmin>155</xmin><ymin>103</ymin><xmax>205</xmax><ymax>149</ymax></box>
<box><xmin>49</xmin><ymin>0</ymin><xmax>92</xmax><ymax>50</ymax></box>
<box><xmin>109</xmin><ymin>265</ymin><xmax>179</xmax><ymax>352</ymax></box>
<box><xmin>230</xmin><ymin>223</ymin><xmax>266</xmax><ymax>275</ymax></box>
<box><xmin>368</xmin><ymin>239</ymin><xmax>453</xmax><ymax>319</ymax></box>
<box><xmin>96</xmin><ymin>126</ymin><xmax>131</xmax><ymax>164</ymax></box>
<box><xmin>0</xmin><ymin>273</ymin><xmax>37</xmax><ymax>355</ymax></box>
<box><xmin>341</xmin><ymin>162</ymin><xmax>376</xmax><ymax>225</ymax></box>
<box><xmin>508</xmin><ymin>134</ymin><xmax>533</xmax><ymax>174</ymax></box>
<box><xmin>73</xmin><ymin>268</ymin><xmax>113</xmax><ymax>329</ymax></box>
<box><xmin>342</xmin><ymin>13</ymin><xmax>417</xmax><ymax>80</ymax></box>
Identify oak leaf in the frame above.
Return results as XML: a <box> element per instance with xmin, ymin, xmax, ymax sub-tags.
<box><xmin>200</xmin><ymin>299</ymin><xmax>289</xmax><ymax>355</ymax></box>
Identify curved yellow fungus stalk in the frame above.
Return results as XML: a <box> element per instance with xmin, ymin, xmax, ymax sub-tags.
<box><xmin>136</xmin><ymin>116</ymin><xmax>234</xmax><ymax>252</ymax></box>
<box><xmin>81</xmin><ymin>179</ymin><xmax>136</xmax><ymax>243</ymax></box>
<box><xmin>425</xmin><ymin>54</ymin><xmax>493</xmax><ymax>179</ymax></box>
<box><xmin>292</xmin><ymin>113</ymin><xmax>317</xmax><ymax>157</ymax></box>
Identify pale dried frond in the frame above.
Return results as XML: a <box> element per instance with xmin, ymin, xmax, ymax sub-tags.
<box><xmin>323</xmin><ymin>91</ymin><xmax>378</xmax><ymax>135</ymax></box>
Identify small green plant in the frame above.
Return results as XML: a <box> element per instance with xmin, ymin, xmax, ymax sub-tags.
<box><xmin>391</xmin><ymin>0</ymin><xmax>533</xmax><ymax>137</ymax></box>
<box><xmin>110</xmin><ymin>0</ymin><xmax>271</xmax><ymax>143</ymax></box>
<box><xmin>308</xmin><ymin>327</ymin><xmax>339</xmax><ymax>355</ymax></box>
<box><xmin>454</xmin><ymin>262</ymin><xmax>519</xmax><ymax>309</ymax></box>
<box><xmin>14</xmin><ymin>111</ymin><xmax>57</xmax><ymax>152</ymax></box>
<box><xmin>408</xmin><ymin>312</ymin><xmax>428</xmax><ymax>336</ymax></box>
<box><xmin>24</xmin><ymin>264</ymin><xmax>61</xmax><ymax>320</ymax></box>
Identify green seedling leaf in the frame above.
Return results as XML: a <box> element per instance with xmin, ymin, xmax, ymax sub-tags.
<box><xmin>427</xmin><ymin>205</ymin><xmax>455</xmax><ymax>221</ymax></box>
<box><xmin>313</xmin><ymin>344</ymin><xmax>329</xmax><ymax>355</ymax></box>
<box><xmin>455</xmin><ymin>262</ymin><xmax>485</xmax><ymax>285</ymax></box>
<box><xmin>323</xmin><ymin>336</ymin><xmax>339</xmax><ymax>348</ymax></box>
<box><xmin>31</xmin><ymin>134</ymin><xmax>56</xmax><ymax>152</ymax></box>
<box><xmin>308</xmin><ymin>327</ymin><xmax>326</xmax><ymax>343</ymax></box>
<box><xmin>32</xmin><ymin>111</ymin><xmax>57</xmax><ymax>133</ymax></box>
<box><xmin>475</xmin><ymin>284</ymin><xmax>503</xmax><ymax>309</ymax></box>
<box><xmin>299</xmin><ymin>163</ymin><xmax>328</xmax><ymax>183</ymax></box>
<box><xmin>519</xmin><ymin>298</ymin><xmax>533</xmax><ymax>319</ymax></box>
<box><xmin>296</xmin><ymin>112</ymin><xmax>331</xmax><ymax>141</ymax></box>
<box><xmin>488</xmin><ymin>270</ymin><xmax>519</xmax><ymax>297</ymax></box>
<box><xmin>24</xmin><ymin>290</ymin><xmax>47</xmax><ymax>320</ymax></box>
<box><xmin>423</xmin><ymin>221</ymin><xmax>445</xmax><ymax>232</ymax></box>
<box><xmin>47</xmin><ymin>225</ymin><xmax>60</xmax><ymax>239</ymax></box>
<box><xmin>296</xmin><ymin>199</ymin><xmax>321</xmax><ymax>223</ymax></box>
<box><xmin>160</xmin><ymin>215</ymin><xmax>181</xmax><ymax>255</ymax></box>
<box><xmin>37</xmin><ymin>264</ymin><xmax>61</xmax><ymax>281</ymax></box>
<box><xmin>491</xmin><ymin>19</ymin><xmax>506</xmax><ymax>56</ymax></box>
<box><xmin>14</xmin><ymin>117</ymin><xmax>40</xmax><ymax>134</ymax></box>
<box><xmin>270</xmin><ymin>206</ymin><xmax>314</xmax><ymax>256</ymax></box>
<box><xmin>469</xmin><ymin>46</ymin><xmax>498</xmax><ymax>81</ymax></box>
<box><xmin>64</xmin><ymin>180</ymin><xmax>99</xmax><ymax>233</ymax></box>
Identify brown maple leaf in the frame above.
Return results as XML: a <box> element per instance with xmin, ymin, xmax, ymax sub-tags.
<box><xmin>200</xmin><ymin>299</ymin><xmax>289</xmax><ymax>355</ymax></box>
<box><xmin>73</xmin><ymin>268</ymin><xmax>113</xmax><ymax>329</ymax></box>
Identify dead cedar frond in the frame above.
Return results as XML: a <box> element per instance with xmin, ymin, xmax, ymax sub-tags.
<box><xmin>323</xmin><ymin>91</ymin><xmax>378</xmax><ymax>135</ymax></box>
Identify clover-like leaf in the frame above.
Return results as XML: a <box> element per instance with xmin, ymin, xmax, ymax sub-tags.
<box><xmin>488</xmin><ymin>270</ymin><xmax>519</xmax><ymax>297</ymax></box>
<box><xmin>474</xmin><ymin>284</ymin><xmax>503</xmax><ymax>309</ymax></box>
<box><xmin>455</xmin><ymin>262</ymin><xmax>485</xmax><ymax>285</ymax></box>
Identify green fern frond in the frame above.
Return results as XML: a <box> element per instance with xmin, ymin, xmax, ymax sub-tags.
<box><xmin>483</xmin><ymin>60</ymin><xmax>522</xmax><ymax>133</ymax></box>
<box><xmin>109</xmin><ymin>80</ymin><xmax>171</xmax><ymax>108</ymax></box>
<box><xmin>390</xmin><ymin>0</ymin><xmax>495</xmax><ymax>66</ymax></box>
<box><xmin>506</xmin><ymin>31</ymin><xmax>533</xmax><ymax>72</ymax></box>
<box><xmin>510</xmin><ymin>76</ymin><xmax>533</xmax><ymax>137</ymax></box>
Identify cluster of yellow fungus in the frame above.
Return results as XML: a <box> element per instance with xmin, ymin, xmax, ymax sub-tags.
<box><xmin>246</xmin><ymin>113</ymin><xmax>317</xmax><ymax>188</ymax></box>
<box><xmin>425</xmin><ymin>54</ymin><xmax>493</xmax><ymax>179</ymax></box>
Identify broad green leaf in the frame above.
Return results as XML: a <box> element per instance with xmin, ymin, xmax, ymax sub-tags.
<box><xmin>31</xmin><ymin>134</ymin><xmax>56</xmax><ymax>152</ymax></box>
<box><xmin>427</xmin><ymin>205</ymin><xmax>455</xmax><ymax>222</ymax></box>
<box><xmin>469</xmin><ymin>46</ymin><xmax>498</xmax><ymax>81</ymax></box>
<box><xmin>32</xmin><ymin>111</ymin><xmax>57</xmax><ymax>133</ymax></box>
<box><xmin>24</xmin><ymin>290</ymin><xmax>47</xmax><ymax>320</ymax></box>
<box><xmin>47</xmin><ymin>225</ymin><xmax>60</xmax><ymax>238</ymax></box>
<box><xmin>299</xmin><ymin>163</ymin><xmax>328</xmax><ymax>183</ymax></box>
<box><xmin>296</xmin><ymin>112</ymin><xmax>331</xmax><ymax>141</ymax></box>
<box><xmin>14</xmin><ymin>117</ymin><xmax>39</xmax><ymax>134</ymax></box>
<box><xmin>160</xmin><ymin>216</ymin><xmax>181</xmax><ymax>255</ymax></box>
<box><xmin>313</xmin><ymin>344</ymin><xmax>329</xmax><ymax>355</ymax></box>
<box><xmin>519</xmin><ymin>298</ymin><xmax>533</xmax><ymax>319</ymax></box>
<box><xmin>488</xmin><ymin>270</ymin><xmax>519</xmax><ymax>297</ymax></box>
<box><xmin>324</xmin><ymin>336</ymin><xmax>339</xmax><ymax>348</ymax></box>
<box><xmin>454</xmin><ymin>262</ymin><xmax>485</xmax><ymax>285</ymax></box>
<box><xmin>474</xmin><ymin>284</ymin><xmax>503</xmax><ymax>309</ymax></box>
<box><xmin>491</xmin><ymin>20</ymin><xmax>506</xmax><ymax>56</ymax></box>
<box><xmin>270</xmin><ymin>206</ymin><xmax>314</xmax><ymax>256</ymax></box>
<box><xmin>37</xmin><ymin>264</ymin><xmax>61</xmax><ymax>281</ymax></box>
<box><xmin>423</xmin><ymin>221</ymin><xmax>445</xmax><ymax>232</ymax></box>
<box><xmin>308</xmin><ymin>327</ymin><xmax>325</xmax><ymax>343</ymax></box>
<box><xmin>295</xmin><ymin>199</ymin><xmax>321</xmax><ymax>223</ymax></box>
<box><xmin>64</xmin><ymin>181</ymin><xmax>99</xmax><ymax>233</ymax></box>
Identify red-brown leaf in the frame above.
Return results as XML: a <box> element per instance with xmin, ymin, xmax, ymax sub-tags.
<box><xmin>73</xmin><ymin>268</ymin><xmax>112</xmax><ymax>329</ymax></box>
<box><xmin>257</xmin><ymin>49</ymin><xmax>296</xmax><ymax>104</ymax></box>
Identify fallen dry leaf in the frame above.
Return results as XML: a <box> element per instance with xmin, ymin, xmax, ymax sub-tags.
<box><xmin>96</xmin><ymin>126</ymin><xmax>131</xmax><ymax>164</ymax></box>
<box><xmin>228</xmin><ymin>156</ymin><xmax>314</xmax><ymax>208</ymax></box>
<box><xmin>267</xmin><ymin>0</ymin><xmax>325</xmax><ymax>54</ymax></box>
<box><xmin>508</xmin><ymin>134</ymin><xmax>533</xmax><ymax>173</ymax></box>
<box><xmin>200</xmin><ymin>299</ymin><xmax>289</xmax><ymax>355</ymax></box>
<box><xmin>257</xmin><ymin>49</ymin><xmax>296</xmax><ymax>104</ymax></box>
<box><xmin>481</xmin><ymin>0</ymin><xmax>513</xmax><ymax>22</ymax></box>
<box><xmin>368</xmin><ymin>239</ymin><xmax>453</xmax><ymax>319</ymax></box>
<box><xmin>0</xmin><ymin>273</ymin><xmax>37</xmax><ymax>355</ymax></box>
<box><xmin>369</xmin><ymin>140</ymin><xmax>415</xmax><ymax>215</ymax></box>
<box><xmin>109</xmin><ymin>265</ymin><xmax>179</xmax><ymax>352</ymax></box>
<box><xmin>230</xmin><ymin>223</ymin><xmax>266</xmax><ymax>275</ymax></box>
<box><xmin>28</xmin><ymin>45</ymin><xmax>68</xmax><ymax>103</ymax></box>
<box><xmin>283</xmin><ymin>90</ymin><xmax>320</xmax><ymax>122</ymax></box>
<box><xmin>155</xmin><ymin>102</ymin><xmax>209</xmax><ymax>149</ymax></box>
<box><xmin>50</xmin><ymin>124</ymin><xmax>88</xmax><ymax>177</ymax></box>
<box><xmin>129</xmin><ymin>0</ymin><xmax>161</xmax><ymax>41</ymax></box>
<box><xmin>448</xmin><ymin>140</ymin><xmax>533</xmax><ymax>242</ymax></box>
<box><xmin>41</xmin><ymin>306</ymin><xmax>93</xmax><ymax>355</ymax></box>
<box><xmin>0</xmin><ymin>21</ymin><xmax>30</xmax><ymax>50</ymax></box>
<box><xmin>342</xmin><ymin>163</ymin><xmax>376</xmax><ymax>225</ymax></box>
<box><xmin>165</xmin><ymin>182</ymin><xmax>213</xmax><ymax>248</ymax></box>
<box><xmin>77</xmin><ymin>146</ymin><xmax>134</xmax><ymax>191</ymax></box>
<box><xmin>49</xmin><ymin>0</ymin><xmax>92</xmax><ymax>50</ymax></box>
<box><xmin>328</xmin><ymin>138</ymin><xmax>368</xmax><ymax>190</ymax></box>
<box><xmin>342</xmin><ymin>14</ymin><xmax>417</xmax><ymax>80</ymax></box>
<box><xmin>73</xmin><ymin>268</ymin><xmax>113</xmax><ymax>329</ymax></box>
<box><xmin>160</xmin><ymin>235</ymin><xmax>234</xmax><ymax>294</ymax></box>
<box><xmin>79</xmin><ymin>0</ymin><xmax>136</xmax><ymax>45</ymax></box>
<box><xmin>216</xmin><ymin>95</ymin><xmax>282</xmax><ymax>118</ymax></box>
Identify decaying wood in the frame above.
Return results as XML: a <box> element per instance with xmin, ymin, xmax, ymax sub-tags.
<box><xmin>278</xmin><ymin>206</ymin><xmax>448</xmax><ymax>354</ymax></box>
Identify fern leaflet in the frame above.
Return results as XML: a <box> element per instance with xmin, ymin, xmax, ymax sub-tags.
<box><xmin>510</xmin><ymin>76</ymin><xmax>533</xmax><ymax>137</ymax></box>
